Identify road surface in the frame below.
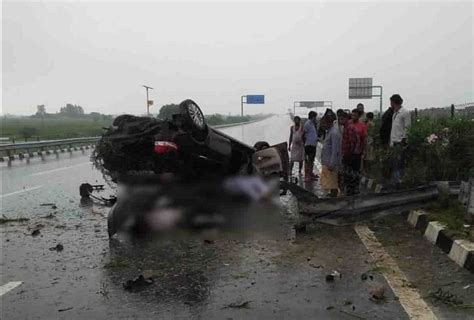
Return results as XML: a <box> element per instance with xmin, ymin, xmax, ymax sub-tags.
<box><xmin>1</xmin><ymin>115</ymin><xmax>473</xmax><ymax>319</ymax></box>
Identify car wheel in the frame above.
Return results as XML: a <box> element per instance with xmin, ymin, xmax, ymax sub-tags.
<box><xmin>179</xmin><ymin>99</ymin><xmax>208</xmax><ymax>143</ymax></box>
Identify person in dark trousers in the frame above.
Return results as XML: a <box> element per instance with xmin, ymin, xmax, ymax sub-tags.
<box><xmin>363</xmin><ymin>112</ymin><xmax>375</xmax><ymax>174</ymax></box>
<box><xmin>380</xmin><ymin>105</ymin><xmax>394</xmax><ymax>148</ymax></box>
<box><xmin>346</xmin><ymin>109</ymin><xmax>366</xmax><ymax>194</ymax></box>
<box><xmin>389</xmin><ymin>94</ymin><xmax>411</xmax><ymax>188</ymax></box>
<box><xmin>340</xmin><ymin>111</ymin><xmax>360</xmax><ymax>196</ymax></box>
<box><xmin>303</xmin><ymin>111</ymin><xmax>318</xmax><ymax>182</ymax></box>
<box><xmin>320</xmin><ymin>111</ymin><xmax>341</xmax><ymax>197</ymax></box>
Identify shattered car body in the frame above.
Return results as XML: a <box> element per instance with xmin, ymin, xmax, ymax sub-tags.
<box><xmin>92</xmin><ymin>99</ymin><xmax>289</xmax><ymax>237</ymax></box>
<box><xmin>93</xmin><ymin>99</ymin><xmax>288</xmax><ymax>182</ymax></box>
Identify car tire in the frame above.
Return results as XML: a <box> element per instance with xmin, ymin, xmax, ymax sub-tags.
<box><xmin>179</xmin><ymin>99</ymin><xmax>208</xmax><ymax>143</ymax></box>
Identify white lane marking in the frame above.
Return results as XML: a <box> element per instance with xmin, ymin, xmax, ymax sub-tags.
<box><xmin>30</xmin><ymin>162</ymin><xmax>90</xmax><ymax>176</ymax></box>
<box><xmin>0</xmin><ymin>186</ymin><xmax>43</xmax><ymax>198</ymax></box>
<box><xmin>0</xmin><ymin>281</ymin><xmax>23</xmax><ymax>296</ymax></box>
<box><xmin>354</xmin><ymin>225</ymin><xmax>437</xmax><ymax>320</ymax></box>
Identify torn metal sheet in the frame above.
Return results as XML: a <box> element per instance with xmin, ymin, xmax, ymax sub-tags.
<box><xmin>282</xmin><ymin>181</ymin><xmax>439</xmax><ymax>225</ymax></box>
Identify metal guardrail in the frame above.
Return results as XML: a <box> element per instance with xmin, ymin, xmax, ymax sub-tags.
<box><xmin>0</xmin><ymin>137</ymin><xmax>99</xmax><ymax>153</ymax></box>
<box><xmin>0</xmin><ymin>117</ymin><xmax>271</xmax><ymax>162</ymax></box>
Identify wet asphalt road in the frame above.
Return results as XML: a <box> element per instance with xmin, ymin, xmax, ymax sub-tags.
<box><xmin>1</xmin><ymin>115</ymin><xmax>473</xmax><ymax>319</ymax></box>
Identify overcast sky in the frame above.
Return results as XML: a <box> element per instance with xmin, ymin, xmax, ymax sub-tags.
<box><xmin>2</xmin><ymin>1</ymin><xmax>473</xmax><ymax>116</ymax></box>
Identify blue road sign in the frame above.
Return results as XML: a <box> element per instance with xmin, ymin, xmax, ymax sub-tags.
<box><xmin>246</xmin><ymin>95</ymin><xmax>265</xmax><ymax>104</ymax></box>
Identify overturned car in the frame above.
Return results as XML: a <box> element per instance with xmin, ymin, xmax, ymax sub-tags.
<box><xmin>91</xmin><ymin>99</ymin><xmax>289</xmax><ymax>237</ymax></box>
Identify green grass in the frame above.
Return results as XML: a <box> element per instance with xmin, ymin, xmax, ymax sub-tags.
<box><xmin>427</xmin><ymin>196</ymin><xmax>472</xmax><ymax>241</ymax></box>
<box><xmin>1</xmin><ymin>117</ymin><xmax>113</xmax><ymax>141</ymax></box>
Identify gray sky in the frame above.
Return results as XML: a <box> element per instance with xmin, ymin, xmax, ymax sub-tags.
<box><xmin>2</xmin><ymin>1</ymin><xmax>473</xmax><ymax>116</ymax></box>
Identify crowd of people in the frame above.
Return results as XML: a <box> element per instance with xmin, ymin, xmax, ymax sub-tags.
<box><xmin>288</xmin><ymin>94</ymin><xmax>411</xmax><ymax>197</ymax></box>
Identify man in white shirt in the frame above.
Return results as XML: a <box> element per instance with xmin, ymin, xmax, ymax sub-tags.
<box><xmin>389</xmin><ymin>94</ymin><xmax>411</xmax><ymax>187</ymax></box>
<box><xmin>390</xmin><ymin>94</ymin><xmax>411</xmax><ymax>146</ymax></box>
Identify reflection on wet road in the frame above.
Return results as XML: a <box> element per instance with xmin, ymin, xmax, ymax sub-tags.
<box><xmin>1</xmin><ymin>115</ymin><xmax>473</xmax><ymax>319</ymax></box>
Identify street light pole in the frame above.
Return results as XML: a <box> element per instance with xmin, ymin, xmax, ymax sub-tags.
<box><xmin>143</xmin><ymin>85</ymin><xmax>153</xmax><ymax>116</ymax></box>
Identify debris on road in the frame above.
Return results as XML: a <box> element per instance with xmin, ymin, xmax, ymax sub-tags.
<box><xmin>325</xmin><ymin>274</ymin><xmax>335</xmax><ymax>282</ymax></box>
<box><xmin>203</xmin><ymin>239</ymin><xmax>215</xmax><ymax>245</ymax></box>
<box><xmin>40</xmin><ymin>203</ymin><xmax>55</xmax><ymax>206</ymax></box>
<box><xmin>361</xmin><ymin>273</ymin><xmax>368</xmax><ymax>281</ymax></box>
<box><xmin>339</xmin><ymin>310</ymin><xmax>366</xmax><ymax>319</ymax></box>
<box><xmin>58</xmin><ymin>307</ymin><xmax>73</xmax><ymax>312</ymax></box>
<box><xmin>343</xmin><ymin>299</ymin><xmax>353</xmax><ymax>306</ymax></box>
<box><xmin>30</xmin><ymin>225</ymin><xmax>43</xmax><ymax>237</ymax></box>
<box><xmin>370</xmin><ymin>285</ymin><xmax>386</xmax><ymax>302</ymax></box>
<box><xmin>224</xmin><ymin>301</ymin><xmax>251</xmax><ymax>309</ymax></box>
<box><xmin>430</xmin><ymin>288</ymin><xmax>464</xmax><ymax>306</ymax></box>
<box><xmin>123</xmin><ymin>275</ymin><xmax>154</xmax><ymax>292</ymax></box>
<box><xmin>326</xmin><ymin>305</ymin><xmax>335</xmax><ymax>310</ymax></box>
<box><xmin>326</xmin><ymin>270</ymin><xmax>342</xmax><ymax>282</ymax></box>
<box><xmin>0</xmin><ymin>215</ymin><xmax>29</xmax><ymax>224</ymax></box>
<box><xmin>40</xmin><ymin>213</ymin><xmax>56</xmax><ymax>219</ymax></box>
<box><xmin>49</xmin><ymin>244</ymin><xmax>64</xmax><ymax>252</ymax></box>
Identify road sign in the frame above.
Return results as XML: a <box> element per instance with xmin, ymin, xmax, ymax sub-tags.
<box><xmin>246</xmin><ymin>95</ymin><xmax>265</xmax><ymax>104</ymax></box>
<box><xmin>349</xmin><ymin>78</ymin><xmax>373</xmax><ymax>99</ymax></box>
<box><xmin>147</xmin><ymin>100</ymin><xmax>154</xmax><ymax>106</ymax></box>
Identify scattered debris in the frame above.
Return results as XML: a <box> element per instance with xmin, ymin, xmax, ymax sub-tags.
<box><xmin>309</xmin><ymin>264</ymin><xmax>323</xmax><ymax>269</ymax></box>
<box><xmin>40</xmin><ymin>203</ymin><xmax>56</xmax><ymax>206</ymax></box>
<box><xmin>325</xmin><ymin>270</ymin><xmax>342</xmax><ymax>281</ymax></box>
<box><xmin>339</xmin><ymin>310</ymin><xmax>366</xmax><ymax>319</ymax></box>
<box><xmin>49</xmin><ymin>244</ymin><xmax>64</xmax><ymax>252</ymax></box>
<box><xmin>204</xmin><ymin>239</ymin><xmax>215</xmax><ymax>244</ymax></box>
<box><xmin>40</xmin><ymin>213</ymin><xmax>56</xmax><ymax>219</ymax></box>
<box><xmin>97</xmin><ymin>282</ymin><xmax>110</xmax><ymax>299</ymax></box>
<box><xmin>370</xmin><ymin>285</ymin><xmax>386</xmax><ymax>302</ymax></box>
<box><xmin>224</xmin><ymin>301</ymin><xmax>251</xmax><ymax>309</ymax></box>
<box><xmin>231</xmin><ymin>272</ymin><xmax>249</xmax><ymax>279</ymax></box>
<box><xmin>343</xmin><ymin>300</ymin><xmax>353</xmax><ymax>306</ymax></box>
<box><xmin>58</xmin><ymin>307</ymin><xmax>73</xmax><ymax>312</ymax></box>
<box><xmin>325</xmin><ymin>274</ymin><xmax>335</xmax><ymax>282</ymax></box>
<box><xmin>463</xmin><ymin>284</ymin><xmax>471</xmax><ymax>290</ymax></box>
<box><xmin>123</xmin><ymin>275</ymin><xmax>154</xmax><ymax>292</ymax></box>
<box><xmin>361</xmin><ymin>273</ymin><xmax>368</xmax><ymax>281</ymax></box>
<box><xmin>31</xmin><ymin>229</ymin><xmax>41</xmax><ymax>237</ymax></box>
<box><xmin>430</xmin><ymin>288</ymin><xmax>463</xmax><ymax>306</ymax></box>
<box><xmin>0</xmin><ymin>215</ymin><xmax>29</xmax><ymax>224</ymax></box>
<box><xmin>326</xmin><ymin>306</ymin><xmax>335</xmax><ymax>310</ymax></box>
<box><xmin>401</xmin><ymin>279</ymin><xmax>417</xmax><ymax>288</ymax></box>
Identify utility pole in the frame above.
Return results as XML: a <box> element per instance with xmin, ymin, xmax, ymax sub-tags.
<box><xmin>143</xmin><ymin>85</ymin><xmax>153</xmax><ymax>116</ymax></box>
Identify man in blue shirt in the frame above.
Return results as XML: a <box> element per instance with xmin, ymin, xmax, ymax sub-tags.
<box><xmin>303</xmin><ymin>111</ymin><xmax>318</xmax><ymax>181</ymax></box>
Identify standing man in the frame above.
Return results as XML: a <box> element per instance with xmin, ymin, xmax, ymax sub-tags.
<box><xmin>320</xmin><ymin>111</ymin><xmax>341</xmax><ymax>197</ymax></box>
<box><xmin>347</xmin><ymin>109</ymin><xmax>366</xmax><ymax>194</ymax></box>
<box><xmin>340</xmin><ymin>111</ymin><xmax>360</xmax><ymax>195</ymax></box>
<box><xmin>380</xmin><ymin>104</ymin><xmax>394</xmax><ymax>148</ymax></box>
<box><xmin>389</xmin><ymin>94</ymin><xmax>411</xmax><ymax>187</ymax></box>
<box><xmin>357</xmin><ymin>103</ymin><xmax>365</xmax><ymax>117</ymax></box>
<box><xmin>288</xmin><ymin>116</ymin><xmax>304</xmax><ymax>176</ymax></box>
<box><xmin>303</xmin><ymin>111</ymin><xmax>318</xmax><ymax>182</ymax></box>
